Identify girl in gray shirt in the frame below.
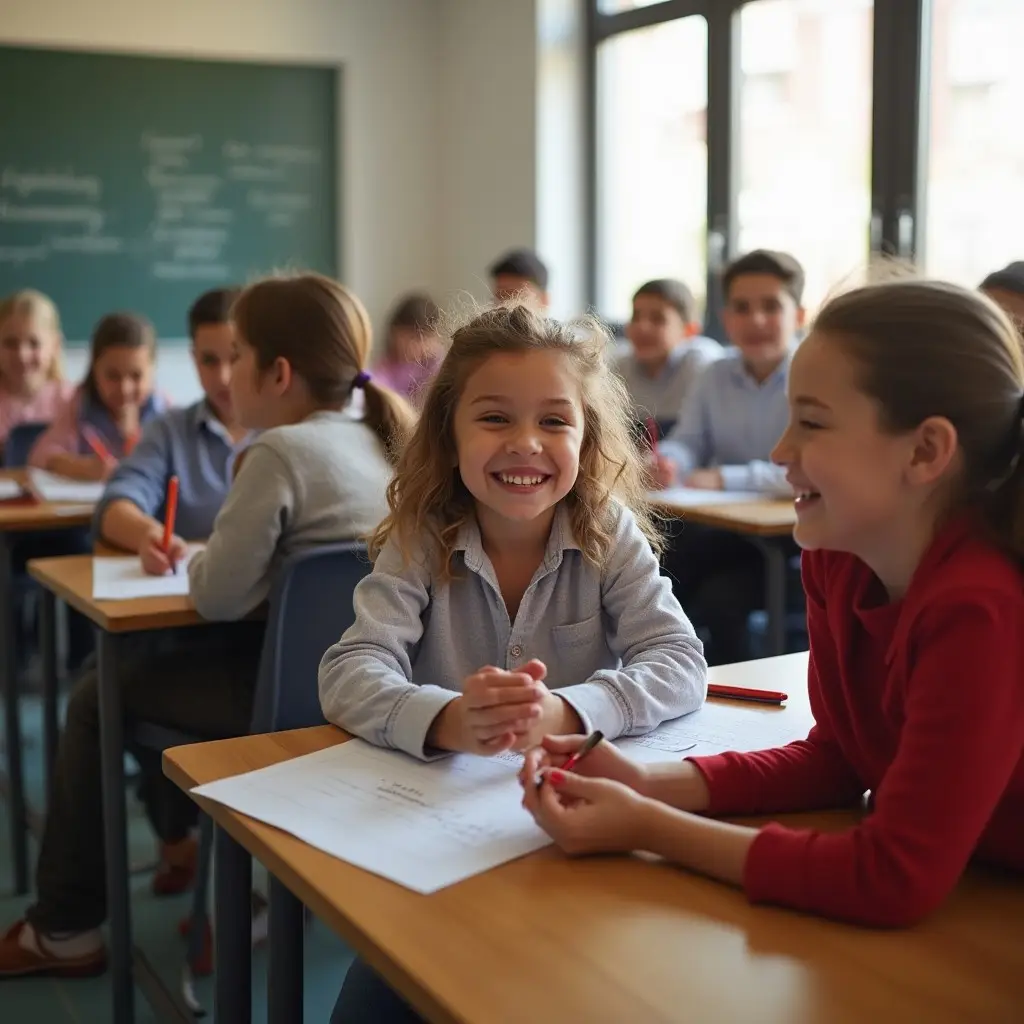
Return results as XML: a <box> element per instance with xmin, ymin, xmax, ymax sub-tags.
<box><xmin>319</xmin><ymin>303</ymin><xmax>707</xmax><ymax>763</ymax></box>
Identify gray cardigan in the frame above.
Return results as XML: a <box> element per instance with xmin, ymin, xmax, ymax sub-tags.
<box><xmin>188</xmin><ymin>410</ymin><xmax>391</xmax><ymax>621</ymax></box>
<box><xmin>318</xmin><ymin>502</ymin><xmax>707</xmax><ymax>759</ymax></box>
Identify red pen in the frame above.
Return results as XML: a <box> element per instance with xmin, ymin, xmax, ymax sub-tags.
<box><xmin>559</xmin><ymin>730</ymin><xmax>604</xmax><ymax>773</ymax></box>
<box><xmin>707</xmin><ymin>684</ymin><xmax>788</xmax><ymax>705</ymax></box>
<box><xmin>82</xmin><ymin>425</ymin><xmax>115</xmax><ymax>464</ymax></box>
<box><xmin>162</xmin><ymin>475</ymin><xmax>180</xmax><ymax>571</ymax></box>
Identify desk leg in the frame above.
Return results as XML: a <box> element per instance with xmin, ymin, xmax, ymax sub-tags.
<box><xmin>39</xmin><ymin>587</ymin><xmax>59</xmax><ymax>804</ymax></box>
<box><xmin>756</xmin><ymin>539</ymin><xmax>788</xmax><ymax>657</ymax></box>
<box><xmin>97</xmin><ymin>630</ymin><xmax>134</xmax><ymax>1024</ymax></box>
<box><xmin>215</xmin><ymin>825</ymin><xmax>252</xmax><ymax>1024</ymax></box>
<box><xmin>268</xmin><ymin>876</ymin><xmax>304</xmax><ymax>1024</ymax></box>
<box><xmin>0</xmin><ymin>534</ymin><xmax>28</xmax><ymax>894</ymax></box>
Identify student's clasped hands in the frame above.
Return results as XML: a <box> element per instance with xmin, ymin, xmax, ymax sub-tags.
<box><xmin>429</xmin><ymin>659</ymin><xmax>580</xmax><ymax>755</ymax></box>
<box><xmin>518</xmin><ymin>734</ymin><xmax>651</xmax><ymax>856</ymax></box>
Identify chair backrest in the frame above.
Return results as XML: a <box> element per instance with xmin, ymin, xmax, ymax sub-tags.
<box><xmin>4</xmin><ymin>421</ymin><xmax>48</xmax><ymax>467</ymax></box>
<box><xmin>249</xmin><ymin>541</ymin><xmax>373</xmax><ymax>733</ymax></box>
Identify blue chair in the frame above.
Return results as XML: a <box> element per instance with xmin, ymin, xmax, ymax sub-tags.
<box><xmin>125</xmin><ymin>542</ymin><xmax>372</xmax><ymax>1018</ymax></box>
<box><xmin>3</xmin><ymin>420</ymin><xmax>48</xmax><ymax>467</ymax></box>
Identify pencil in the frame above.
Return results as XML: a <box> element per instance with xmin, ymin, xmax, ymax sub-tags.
<box><xmin>162</xmin><ymin>475</ymin><xmax>180</xmax><ymax>567</ymax></box>
<box><xmin>82</xmin><ymin>425</ymin><xmax>115</xmax><ymax>463</ymax></box>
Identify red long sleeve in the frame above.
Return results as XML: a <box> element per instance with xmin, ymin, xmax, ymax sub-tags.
<box><xmin>696</xmin><ymin>526</ymin><xmax>1024</xmax><ymax>926</ymax></box>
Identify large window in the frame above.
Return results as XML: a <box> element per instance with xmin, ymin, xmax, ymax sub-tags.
<box><xmin>921</xmin><ymin>0</ymin><xmax>1024</xmax><ymax>286</ymax></box>
<box><xmin>588</xmin><ymin>0</ymin><xmax>1024</xmax><ymax>327</ymax></box>
<box><xmin>595</xmin><ymin>15</ymin><xmax>708</xmax><ymax>322</ymax></box>
<box><xmin>737</xmin><ymin>0</ymin><xmax>873</xmax><ymax>312</ymax></box>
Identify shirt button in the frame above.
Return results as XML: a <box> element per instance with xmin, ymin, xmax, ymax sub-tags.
<box><xmin>510</xmin><ymin>644</ymin><xmax>522</xmax><ymax>658</ymax></box>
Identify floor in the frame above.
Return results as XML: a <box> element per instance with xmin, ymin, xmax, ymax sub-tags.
<box><xmin>1</xmin><ymin>693</ymin><xmax>355</xmax><ymax>1022</ymax></box>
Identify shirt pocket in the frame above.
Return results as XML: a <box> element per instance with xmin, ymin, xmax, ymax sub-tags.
<box><xmin>551</xmin><ymin>613</ymin><xmax>602</xmax><ymax>649</ymax></box>
<box><xmin>548</xmin><ymin>612</ymin><xmax>613</xmax><ymax>686</ymax></box>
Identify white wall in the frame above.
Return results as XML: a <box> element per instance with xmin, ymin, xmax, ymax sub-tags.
<box><xmin>0</xmin><ymin>0</ymin><xmax>443</xmax><ymax>401</ymax></box>
<box><xmin>437</xmin><ymin>0</ymin><xmax>538</xmax><ymax>309</ymax></box>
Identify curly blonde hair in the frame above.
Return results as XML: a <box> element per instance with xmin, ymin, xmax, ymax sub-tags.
<box><xmin>371</xmin><ymin>302</ymin><xmax>662</xmax><ymax>577</ymax></box>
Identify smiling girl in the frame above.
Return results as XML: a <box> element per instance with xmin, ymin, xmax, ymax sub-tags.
<box><xmin>523</xmin><ymin>279</ymin><xmax>1024</xmax><ymax>928</ymax></box>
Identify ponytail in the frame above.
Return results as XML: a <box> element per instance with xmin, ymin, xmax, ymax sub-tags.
<box><xmin>359</xmin><ymin>376</ymin><xmax>416</xmax><ymax>466</ymax></box>
<box><xmin>980</xmin><ymin>406</ymin><xmax>1024</xmax><ymax>560</ymax></box>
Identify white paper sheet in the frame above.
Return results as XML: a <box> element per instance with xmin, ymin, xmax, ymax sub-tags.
<box><xmin>29</xmin><ymin>469</ymin><xmax>104</xmax><ymax>504</ymax></box>
<box><xmin>620</xmin><ymin>699</ymin><xmax>808</xmax><ymax>761</ymax></box>
<box><xmin>0</xmin><ymin>478</ymin><xmax>24</xmax><ymax>500</ymax></box>
<box><xmin>192</xmin><ymin>742</ymin><xmax>551</xmax><ymax>894</ymax></box>
<box><xmin>189</xmin><ymin>706</ymin><xmax>812</xmax><ymax>894</ymax></box>
<box><xmin>92</xmin><ymin>544</ymin><xmax>204</xmax><ymax>600</ymax></box>
<box><xmin>653</xmin><ymin>487</ymin><xmax>765</xmax><ymax>507</ymax></box>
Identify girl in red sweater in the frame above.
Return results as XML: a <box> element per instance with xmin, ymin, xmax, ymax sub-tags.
<box><xmin>522</xmin><ymin>278</ymin><xmax>1024</xmax><ymax>927</ymax></box>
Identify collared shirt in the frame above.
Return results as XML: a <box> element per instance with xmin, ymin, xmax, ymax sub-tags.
<box><xmin>28</xmin><ymin>385</ymin><xmax>171</xmax><ymax>467</ymax></box>
<box><xmin>659</xmin><ymin>347</ymin><xmax>794</xmax><ymax>495</ymax></box>
<box><xmin>95</xmin><ymin>399</ymin><xmax>250</xmax><ymax>541</ymax></box>
<box><xmin>318</xmin><ymin>501</ymin><xmax>707</xmax><ymax>760</ymax></box>
<box><xmin>614</xmin><ymin>336</ymin><xmax>724</xmax><ymax>427</ymax></box>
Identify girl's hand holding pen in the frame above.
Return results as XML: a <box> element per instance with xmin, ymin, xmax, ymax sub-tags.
<box><xmin>521</xmin><ymin>766</ymin><xmax>652</xmax><ymax>856</ymax></box>
<box><xmin>139</xmin><ymin>526</ymin><xmax>188</xmax><ymax>577</ymax></box>
<box><xmin>519</xmin><ymin>733</ymin><xmax>649</xmax><ymax>795</ymax></box>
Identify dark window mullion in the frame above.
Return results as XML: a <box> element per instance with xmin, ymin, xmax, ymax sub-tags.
<box><xmin>705</xmin><ymin>0</ymin><xmax>740</xmax><ymax>340</ymax></box>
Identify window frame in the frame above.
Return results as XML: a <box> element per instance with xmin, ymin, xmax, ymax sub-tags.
<box><xmin>586</xmin><ymin>0</ymin><xmax>930</xmax><ymax>334</ymax></box>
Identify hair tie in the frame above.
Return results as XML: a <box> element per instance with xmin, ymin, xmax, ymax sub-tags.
<box><xmin>353</xmin><ymin>370</ymin><xmax>372</xmax><ymax>390</ymax></box>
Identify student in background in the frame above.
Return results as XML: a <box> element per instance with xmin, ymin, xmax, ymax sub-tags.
<box><xmin>616</xmin><ymin>278</ymin><xmax>722</xmax><ymax>435</ymax></box>
<box><xmin>97</xmin><ymin>288</ymin><xmax>250</xmax><ymax>584</ymax></box>
<box><xmin>95</xmin><ymin>287</ymin><xmax>248</xmax><ymax>895</ymax></box>
<box><xmin>653</xmin><ymin>250</ymin><xmax>804</xmax><ymax>494</ymax></box>
<box><xmin>29</xmin><ymin>312</ymin><xmax>168</xmax><ymax>481</ymax></box>
<box><xmin>0</xmin><ymin>273</ymin><xmax>409</xmax><ymax>979</ymax></box>
<box><xmin>322</xmin><ymin>303</ymin><xmax>706</xmax><ymax>1022</ymax></box>
<box><xmin>489</xmin><ymin>248</ymin><xmax>550</xmax><ymax>311</ymax></box>
<box><xmin>653</xmin><ymin>250</ymin><xmax>804</xmax><ymax>665</ymax></box>
<box><xmin>980</xmin><ymin>261</ymin><xmax>1024</xmax><ymax>330</ymax></box>
<box><xmin>522</xmin><ymin>280</ymin><xmax>1024</xmax><ymax>928</ymax></box>
<box><xmin>0</xmin><ymin>289</ymin><xmax>74</xmax><ymax>453</ymax></box>
<box><xmin>372</xmin><ymin>293</ymin><xmax>444</xmax><ymax>407</ymax></box>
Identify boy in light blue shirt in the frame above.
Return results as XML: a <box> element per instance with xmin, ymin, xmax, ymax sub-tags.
<box><xmin>655</xmin><ymin>250</ymin><xmax>805</xmax><ymax>665</ymax></box>
<box><xmin>614</xmin><ymin>278</ymin><xmax>722</xmax><ymax>436</ymax></box>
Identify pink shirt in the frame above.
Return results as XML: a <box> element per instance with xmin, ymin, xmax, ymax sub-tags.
<box><xmin>0</xmin><ymin>379</ymin><xmax>75</xmax><ymax>444</ymax></box>
<box><xmin>28</xmin><ymin>385</ymin><xmax>172</xmax><ymax>468</ymax></box>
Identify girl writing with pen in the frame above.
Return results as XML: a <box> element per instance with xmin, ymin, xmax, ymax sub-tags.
<box><xmin>320</xmin><ymin>302</ymin><xmax>707</xmax><ymax>1021</ymax></box>
<box><xmin>29</xmin><ymin>312</ymin><xmax>170</xmax><ymax>482</ymax></box>
<box><xmin>522</xmin><ymin>279</ymin><xmax>1024</xmax><ymax>929</ymax></box>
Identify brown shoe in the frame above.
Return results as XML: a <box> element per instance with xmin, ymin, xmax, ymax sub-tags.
<box><xmin>0</xmin><ymin>920</ymin><xmax>107</xmax><ymax>979</ymax></box>
<box><xmin>153</xmin><ymin>835</ymin><xmax>198</xmax><ymax>896</ymax></box>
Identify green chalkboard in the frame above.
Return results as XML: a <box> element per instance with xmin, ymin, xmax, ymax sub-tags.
<box><xmin>0</xmin><ymin>46</ymin><xmax>338</xmax><ymax>341</ymax></box>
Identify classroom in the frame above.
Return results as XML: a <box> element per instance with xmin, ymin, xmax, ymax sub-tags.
<box><xmin>0</xmin><ymin>0</ymin><xmax>1022</xmax><ymax>1021</ymax></box>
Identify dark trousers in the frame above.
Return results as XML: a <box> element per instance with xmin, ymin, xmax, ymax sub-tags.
<box><xmin>662</xmin><ymin>522</ymin><xmax>799</xmax><ymax>666</ymax></box>
<box><xmin>25</xmin><ymin>623</ymin><xmax>263</xmax><ymax>934</ymax></box>
<box><xmin>332</xmin><ymin>958</ymin><xmax>427</xmax><ymax>1024</ymax></box>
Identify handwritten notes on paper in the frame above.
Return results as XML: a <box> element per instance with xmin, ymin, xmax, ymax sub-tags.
<box><xmin>92</xmin><ymin>545</ymin><xmax>204</xmax><ymax>600</ymax></box>
<box><xmin>192</xmin><ymin>741</ymin><xmax>551</xmax><ymax>893</ymax></box>
<box><xmin>189</xmin><ymin>690</ymin><xmax>813</xmax><ymax>894</ymax></box>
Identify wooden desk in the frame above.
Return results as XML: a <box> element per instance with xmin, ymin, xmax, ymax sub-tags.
<box><xmin>164</xmin><ymin>654</ymin><xmax>1024</xmax><ymax>1024</ymax></box>
<box><xmin>0</xmin><ymin>468</ymin><xmax>95</xmax><ymax>895</ymax></box>
<box><xmin>27</xmin><ymin>553</ymin><xmax>207</xmax><ymax>1024</ymax></box>
<box><xmin>653</xmin><ymin>491</ymin><xmax>798</xmax><ymax>656</ymax></box>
